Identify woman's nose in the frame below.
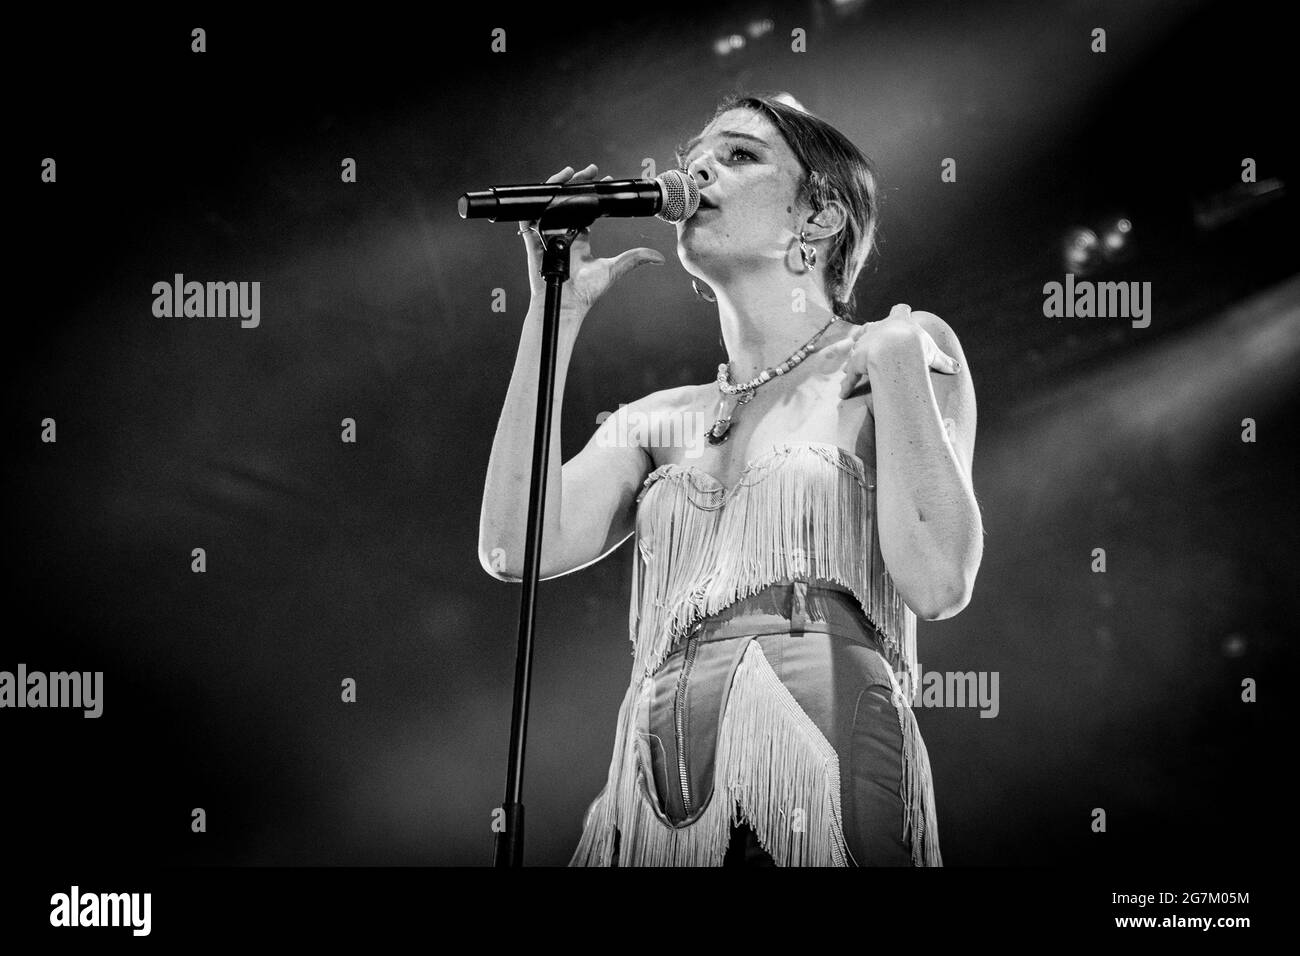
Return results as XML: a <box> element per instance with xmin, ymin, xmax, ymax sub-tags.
<box><xmin>687</xmin><ymin>155</ymin><xmax>714</xmax><ymax>186</ymax></box>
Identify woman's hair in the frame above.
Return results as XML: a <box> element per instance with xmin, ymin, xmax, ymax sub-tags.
<box><xmin>684</xmin><ymin>92</ymin><xmax>880</xmax><ymax>322</ymax></box>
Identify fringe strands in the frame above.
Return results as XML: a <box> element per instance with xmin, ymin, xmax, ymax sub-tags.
<box><xmin>629</xmin><ymin>442</ymin><xmax>917</xmax><ymax>690</ymax></box>
<box><xmin>570</xmin><ymin>442</ymin><xmax>940</xmax><ymax>867</ymax></box>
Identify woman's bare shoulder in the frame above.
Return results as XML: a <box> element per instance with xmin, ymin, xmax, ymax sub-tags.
<box><xmin>618</xmin><ymin>382</ymin><xmax>714</xmax><ymax>467</ymax></box>
<box><xmin>633</xmin><ymin>381</ymin><xmax>712</xmax><ymax>415</ymax></box>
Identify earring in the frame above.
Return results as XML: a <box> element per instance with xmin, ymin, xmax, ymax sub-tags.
<box><xmin>692</xmin><ymin>278</ymin><xmax>717</xmax><ymax>302</ymax></box>
<box><xmin>798</xmin><ymin>229</ymin><xmax>817</xmax><ymax>271</ymax></box>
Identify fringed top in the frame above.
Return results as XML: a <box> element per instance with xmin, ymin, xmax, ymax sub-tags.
<box><xmin>629</xmin><ymin>440</ymin><xmax>918</xmax><ymax>691</ymax></box>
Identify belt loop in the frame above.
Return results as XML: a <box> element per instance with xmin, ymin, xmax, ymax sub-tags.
<box><xmin>789</xmin><ymin>580</ymin><xmax>808</xmax><ymax>637</ymax></box>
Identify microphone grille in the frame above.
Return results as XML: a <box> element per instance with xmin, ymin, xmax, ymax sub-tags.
<box><xmin>655</xmin><ymin>169</ymin><xmax>701</xmax><ymax>223</ymax></box>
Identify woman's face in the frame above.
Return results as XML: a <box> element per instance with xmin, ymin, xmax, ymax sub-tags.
<box><xmin>675</xmin><ymin>107</ymin><xmax>809</xmax><ymax>283</ymax></box>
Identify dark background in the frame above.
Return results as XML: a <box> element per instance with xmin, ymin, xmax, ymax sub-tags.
<box><xmin>7</xmin><ymin>0</ymin><xmax>1296</xmax><ymax>866</ymax></box>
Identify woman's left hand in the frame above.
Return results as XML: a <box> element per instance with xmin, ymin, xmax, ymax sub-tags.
<box><xmin>838</xmin><ymin>303</ymin><xmax>961</xmax><ymax>399</ymax></box>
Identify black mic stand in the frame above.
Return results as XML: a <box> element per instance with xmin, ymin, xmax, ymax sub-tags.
<box><xmin>493</xmin><ymin>198</ymin><xmax>601</xmax><ymax>867</ymax></box>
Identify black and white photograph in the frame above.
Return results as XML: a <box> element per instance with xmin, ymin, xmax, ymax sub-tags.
<box><xmin>6</xmin><ymin>0</ymin><xmax>1293</xmax><ymax>940</ymax></box>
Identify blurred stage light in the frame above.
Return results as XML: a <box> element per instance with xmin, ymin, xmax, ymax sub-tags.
<box><xmin>1100</xmin><ymin>216</ymin><xmax>1135</xmax><ymax>264</ymax></box>
<box><xmin>1221</xmin><ymin>633</ymin><xmax>1247</xmax><ymax>658</ymax></box>
<box><xmin>713</xmin><ymin>33</ymin><xmax>746</xmax><ymax>55</ymax></box>
<box><xmin>1063</xmin><ymin>226</ymin><xmax>1102</xmax><ymax>275</ymax></box>
<box><xmin>1193</xmin><ymin>178</ymin><xmax>1287</xmax><ymax>231</ymax></box>
<box><xmin>1062</xmin><ymin>215</ymin><xmax>1134</xmax><ymax>274</ymax></box>
<box><xmin>830</xmin><ymin>0</ymin><xmax>869</xmax><ymax>15</ymax></box>
<box><xmin>746</xmin><ymin>19</ymin><xmax>774</xmax><ymax>38</ymax></box>
<box><xmin>1103</xmin><ymin>218</ymin><xmax>1131</xmax><ymax>252</ymax></box>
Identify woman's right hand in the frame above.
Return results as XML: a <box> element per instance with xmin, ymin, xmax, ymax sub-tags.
<box><xmin>519</xmin><ymin>163</ymin><xmax>665</xmax><ymax>322</ymax></box>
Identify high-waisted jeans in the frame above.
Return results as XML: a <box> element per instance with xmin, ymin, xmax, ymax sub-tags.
<box><xmin>611</xmin><ymin>580</ymin><xmax>916</xmax><ymax>866</ymax></box>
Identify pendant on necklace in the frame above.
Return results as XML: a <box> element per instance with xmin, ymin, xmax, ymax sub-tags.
<box><xmin>706</xmin><ymin>395</ymin><xmax>733</xmax><ymax>444</ymax></box>
<box><xmin>706</xmin><ymin>390</ymin><xmax>753</xmax><ymax>445</ymax></box>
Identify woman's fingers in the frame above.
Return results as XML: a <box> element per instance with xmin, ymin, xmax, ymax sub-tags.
<box><xmin>519</xmin><ymin>164</ymin><xmax>600</xmax><ymax>240</ymax></box>
<box><xmin>604</xmin><ymin>246</ymin><xmax>666</xmax><ymax>283</ymax></box>
<box><xmin>839</xmin><ymin>371</ymin><xmax>868</xmax><ymax>399</ymax></box>
<box><xmin>933</xmin><ymin>351</ymin><xmax>961</xmax><ymax>374</ymax></box>
<box><xmin>520</xmin><ymin>165</ymin><xmax>578</xmax><ymax>238</ymax></box>
<box><xmin>839</xmin><ymin>345</ymin><xmax>868</xmax><ymax>398</ymax></box>
<box><xmin>836</xmin><ymin>317</ymin><xmax>961</xmax><ymax>399</ymax></box>
<box><xmin>563</xmin><ymin>165</ymin><xmax>600</xmax><ymax>246</ymax></box>
<box><xmin>839</xmin><ymin>324</ymin><xmax>871</xmax><ymax>398</ymax></box>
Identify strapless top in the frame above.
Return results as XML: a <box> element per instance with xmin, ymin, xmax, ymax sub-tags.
<box><xmin>627</xmin><ymin>440</ymin><xmax>918</xmax><ymax>691</ymax></box>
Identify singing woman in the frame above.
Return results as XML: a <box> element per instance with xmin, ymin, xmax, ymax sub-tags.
<box><xmin>479</xmin><ymin>92</ymin><xmax>982</xmax><ymax>866</ymax></box>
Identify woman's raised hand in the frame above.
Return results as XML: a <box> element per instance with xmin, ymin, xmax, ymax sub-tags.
<box><xmin>519</xmin><ymin>163</ymin><xmax>665</xmax><ymax>319</ymax></box>
<box><xmin>838</xmin><ymin>304</ymin><xmax>962</xmax><ymax>399</ymax></box>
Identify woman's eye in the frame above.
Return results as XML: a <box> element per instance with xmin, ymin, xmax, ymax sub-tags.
<box><xmin>678</xmin><ymin>145</ymin><xmax>754</xmax><ymax>171</ymax></box>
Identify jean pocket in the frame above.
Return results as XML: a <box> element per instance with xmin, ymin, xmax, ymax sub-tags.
<box><xmin>843</xmin><ymin>683</ymin><xmax>912</xmax><ymax>866</ymax></box>
<box><xmin>632</xmin><ymin>678</ymin><xmax>672</xmax><ymax>820</ymax></box>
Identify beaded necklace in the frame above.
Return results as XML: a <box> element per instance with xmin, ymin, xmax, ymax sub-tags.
<box><xmin>705</xmin><ymin>316</ymin><xmax>838</xmax><ymax>445</ymax></box>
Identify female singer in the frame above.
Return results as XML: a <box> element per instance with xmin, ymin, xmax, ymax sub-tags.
<box><xmin>479</xmin><ymin>92</ymin><xmax>982</xmax><ymax>866</ymax></box>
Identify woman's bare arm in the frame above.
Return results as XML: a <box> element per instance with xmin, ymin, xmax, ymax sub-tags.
<box><xmin>476</xmin><ymin>162</ymin><xmax>664</xmax><ymax>582</ymax></box>
<box><xmin>865</xmin><ymin>309</ymin><xmax>981</xmax><ymax>620</ymax></box>
<box><xmin>477</xmin><ymin>304</ymin><xmax>652</xmax><ymax>581</ymax></box>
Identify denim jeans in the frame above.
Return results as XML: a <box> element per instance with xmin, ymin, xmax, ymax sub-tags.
<box><xmin>610</xmin><ymin>581</ymin><xmax>917</xmax><ymax>867</ymax></box>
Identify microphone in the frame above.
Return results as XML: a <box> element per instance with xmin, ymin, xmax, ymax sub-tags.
<box><xmin>457</xmin><ymin>169</ymin><xmax>700</xmax><ymax>224</ymax></box>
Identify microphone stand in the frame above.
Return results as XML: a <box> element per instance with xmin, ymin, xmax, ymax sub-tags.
<box><xmin>492</xmin><ymin>198</ymin><xmax>601</xmax><ymax>867</ymax></box>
